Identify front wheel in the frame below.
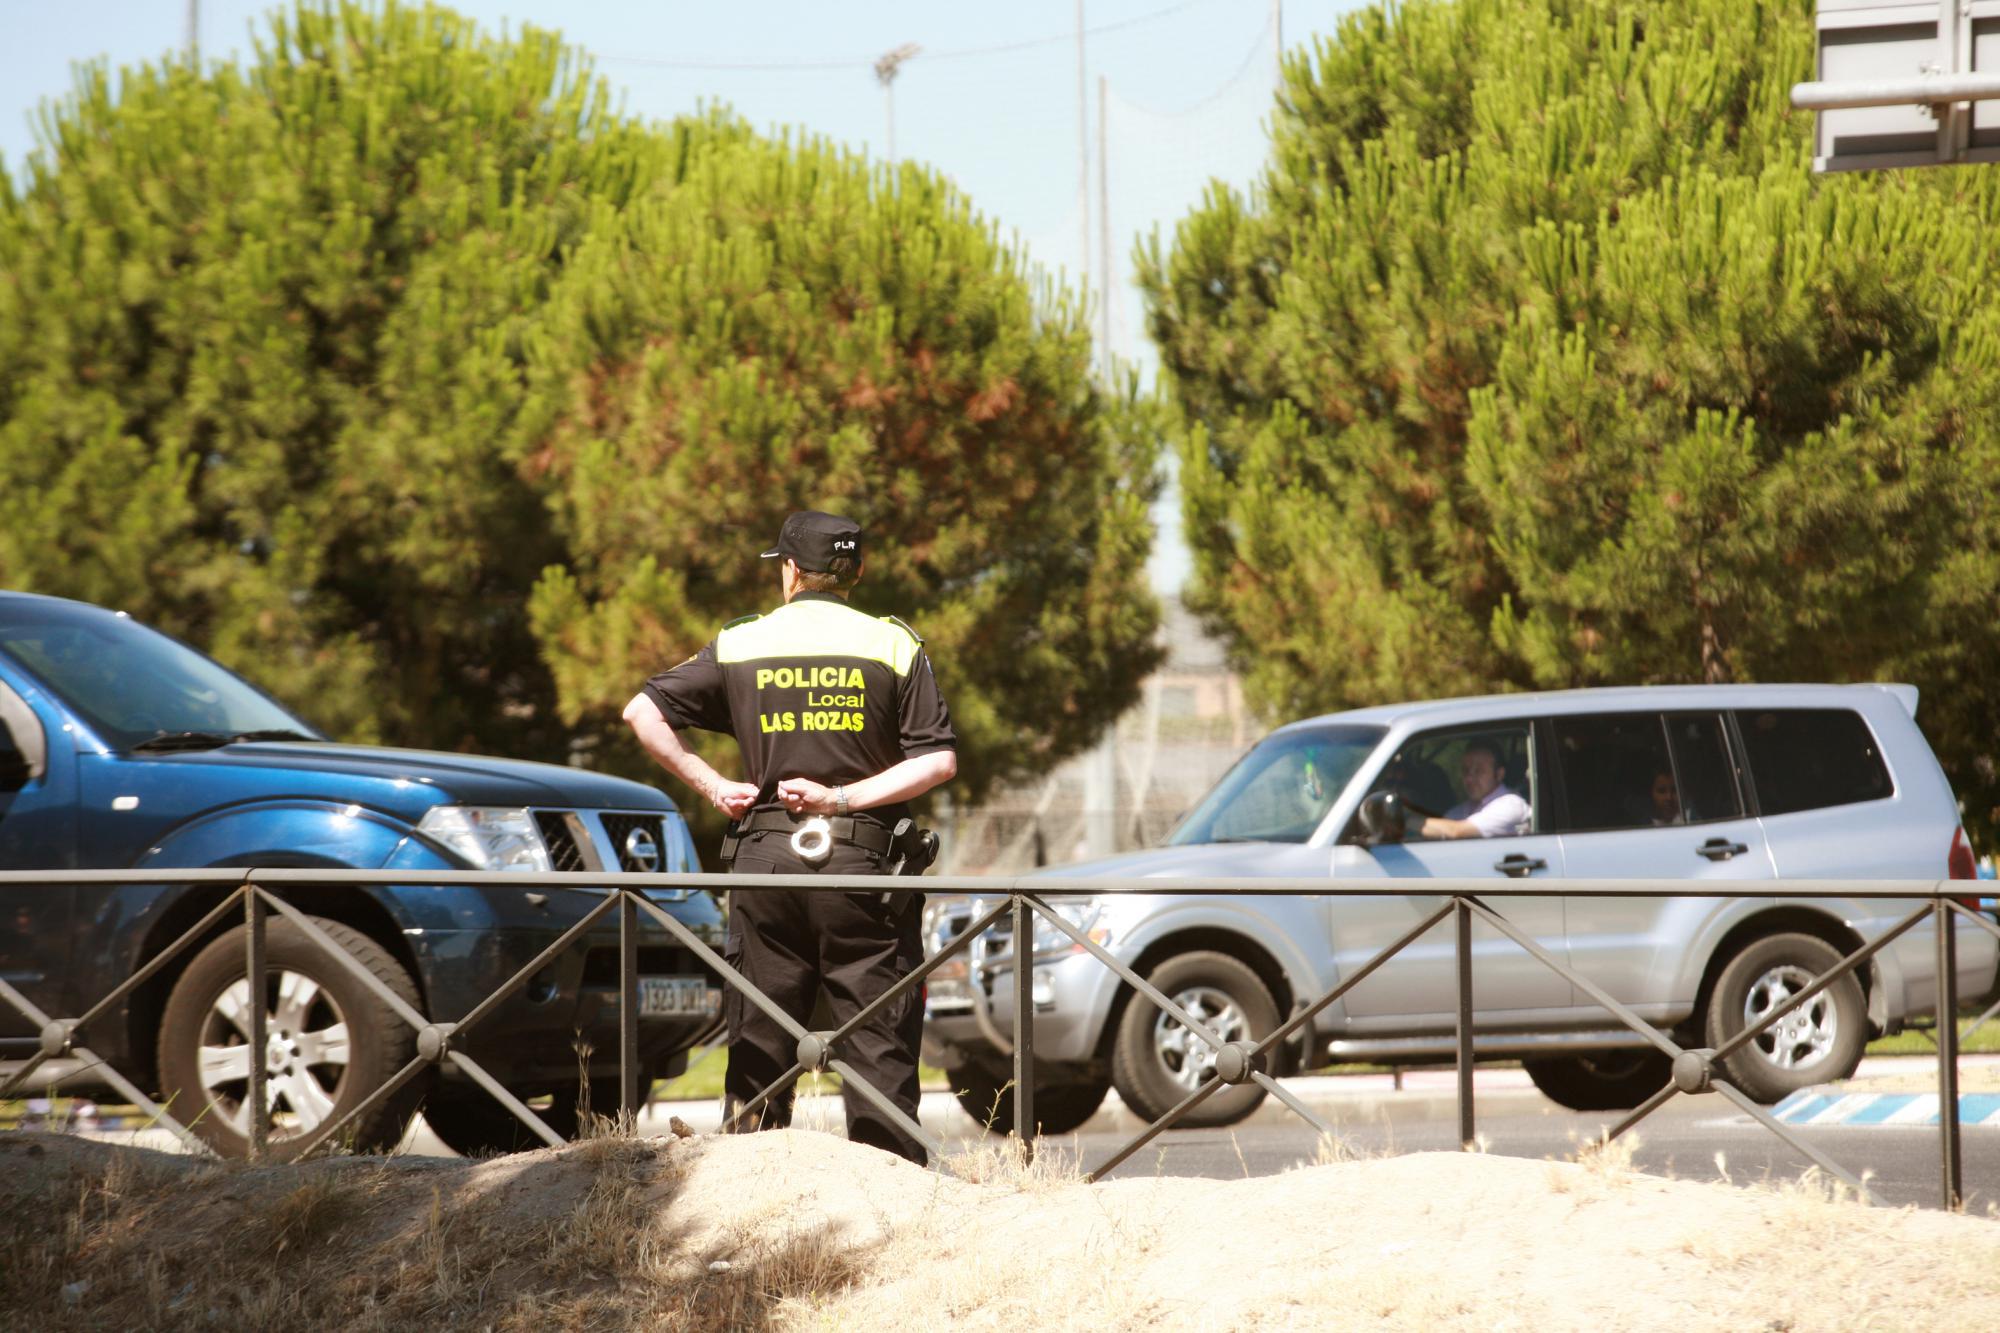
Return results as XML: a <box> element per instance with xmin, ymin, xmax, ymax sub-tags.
<box><xmin>1703</xmin><ymin>933</ymin><xmax>1867</xmax><ymax>1103</ymax></box>
<box><xmin>157</xmin><ymin>916</ymin><xmax>424</xmax><ymax>1157</ymax></box>
<box><xmin>1110</xmin><ymin>951</ymin><xmax>1281</xmax><ymax>1127</ymax></box>
<box><xmin>1523</xmin><ymin>1050</ymin><xmax>1672</xmax><ymax>1112</ymax></box>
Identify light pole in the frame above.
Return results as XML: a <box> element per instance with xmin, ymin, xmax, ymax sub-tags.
<box><xmin>874</xmin><ymin>42</ymin><xmax>921</xmax><ymax>164</ymax></box>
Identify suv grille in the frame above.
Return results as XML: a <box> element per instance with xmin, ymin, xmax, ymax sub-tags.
<box><xmin>602</xmin><ymin>813</ymin><xmax>668</xmax><ymax>872</ymax></box>
<box><xmin>930</xmin><ymin>899</ymin><xmax>1010</xmax><ymax>999</ymax></box>
<box><xmin>534</xmin><ymin>811</ymin><xmax>589</xmax><ymax>872</ymax></box>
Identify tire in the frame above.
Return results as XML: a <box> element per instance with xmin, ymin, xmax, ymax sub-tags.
<box><xmin>1703</xmin><ymin>932</ymin><xmax>1867</xmax><ymax>1103</ymax></box>
<box><xmin>157</xmin><ymin>915</ymin><xmax>424</xmax><ymax>1158</ymax></box>
<box><xmin>948</xmin><ymin>1065</ymin><xmax>1110</xmax><ymax>1136</ymax></box>
<box><xmin>420</xmin><ymin>1077</ymin><xmax>622</xmax><ymax>1156</ymax></box>
<box><xmin>1523</xmin><ymin>1050</ymin><xmax>1672</xmax><ymax>1112</ymax></box>
<box><xmin>1110</xmin><ymin>951</ymin><xmax>1281</xmax><ymax>1127</ymax></box>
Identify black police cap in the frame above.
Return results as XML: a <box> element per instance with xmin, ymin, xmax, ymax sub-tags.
<box><xmin>760</xmin><ymin>510</ymin><xmax>863</xmax><ymax>573</ymax></box>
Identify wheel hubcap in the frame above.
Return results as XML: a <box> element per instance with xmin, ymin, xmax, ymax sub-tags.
<box><xmin>196</xmin><ymin>970</ymin><xmax>350</xmax><ymax>1139</ymax></box>
<box><xmin>1742</xmin><ymin>964</ymin><xmax>1837</xmax><ymax>1072</ymax></box>
<box><xmin>1153</xmin><ymin>985</ymin><xmax>1249</xmax><ymax>1092</ymax></box>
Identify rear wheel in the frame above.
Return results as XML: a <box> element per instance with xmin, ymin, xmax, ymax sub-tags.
<box><xmin>157</xmin><ymin>916</ymin><xmax>423</xmax><ymax>1158</ymax></box>
<box><xmin>1703</xmin><ymin>932</ymin><xmax>1866</xmax><ymax>1103</ymax></box>
<box><xmin>947</xmin><ymin>1064</ymin><xmax>1109</xmax><ymax>1135</ymax></box>
<box><xmin>1110</xmin><ymin>951</ymin><xmax>1281</xmax><ymax>1127</ymax></box>
<box><xmin>1523</xmin><ymin>1050</ymin><xmax>1672</xmax><ymax>1112</ymax></box>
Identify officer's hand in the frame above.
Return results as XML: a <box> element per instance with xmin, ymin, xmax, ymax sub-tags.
<box><xmin>776</xmin><ymin>777</ymin><xmax>832</xmax><ymax>816</ymax></box>
<box><xmin>709</xmin><ymin>780</ymin><xmax>758</xmax><ymax>820</ymax></box>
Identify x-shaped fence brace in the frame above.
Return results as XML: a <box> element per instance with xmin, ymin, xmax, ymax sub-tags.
<box><xmin>1012</xmin><ymin>890</ymin><xmax>2000</xmax><ymax>1205</ymax></box>
<box><xmin>0</xmin><ymin>871</ymin><xmax>1993</xmax><ymax>1210</ymax></box>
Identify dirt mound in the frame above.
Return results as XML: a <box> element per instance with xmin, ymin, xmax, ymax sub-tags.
<box><xmin>3</xmin><ymin>1127</ymin><xmax>1996</xmax><ymax>1330</ymax></box>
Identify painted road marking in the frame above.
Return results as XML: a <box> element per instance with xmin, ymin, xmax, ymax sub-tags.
<box><xmin>1772</xmin><ymin>1090</ymin><xmax>2000</xmax><ymax>1126</ymax></box>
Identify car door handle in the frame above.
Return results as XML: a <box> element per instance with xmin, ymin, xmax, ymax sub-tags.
<box><xmin>1493</xmin><ymin>853</ymin><xmax>1547</xmax><ymax>878</ymax></box>
<box><xmin>1697</xmin><ymin>838</ymin><xmax>1749</xmax><ymax>862</ymax></box>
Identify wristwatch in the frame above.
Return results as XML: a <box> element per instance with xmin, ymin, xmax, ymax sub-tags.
<box><xmin>833</xmin><ymin>784</ymin><xmax>850</xmax><ymax>816</ymax></box>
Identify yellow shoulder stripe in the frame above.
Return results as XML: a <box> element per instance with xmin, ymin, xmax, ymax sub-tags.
<box><xmin>716</xmin><ymin>601</ymin><xmax>920</xmax><ymax>675</ymax></box>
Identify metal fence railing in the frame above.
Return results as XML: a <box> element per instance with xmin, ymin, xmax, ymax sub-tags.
<box><xmin>1</xmin><ymin>870</ymin><xmax>1993</xmax><ymax>1209</ymax></box>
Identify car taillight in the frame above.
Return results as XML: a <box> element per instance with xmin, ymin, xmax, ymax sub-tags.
<box><xmin>1947</xmin><ymin>827</ymin><xmax>1981</xmax><ymax>910</ymax></box>
<box><xmin>1948</xmin><ymin>827</ymin><xmax>1977</xmax><ymax>880</ymax></box>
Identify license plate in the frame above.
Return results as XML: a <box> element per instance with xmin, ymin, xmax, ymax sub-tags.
<box><xmin>638</xmin><ymin>976</ymin><xmax>719</xmax><ymax>1018</ymax></box>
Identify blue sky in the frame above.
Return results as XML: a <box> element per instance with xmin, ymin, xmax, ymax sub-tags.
<box><xmin>1</xmin><ymin>1</ymin><xmax>1369</xmax><ymax>591</ymax></box>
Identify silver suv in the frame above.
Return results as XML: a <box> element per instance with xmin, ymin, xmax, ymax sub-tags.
<box><xmin>922</xmin><ymin>685</ymin><xmax>1995</xmax><ymax>1132</ymax></box>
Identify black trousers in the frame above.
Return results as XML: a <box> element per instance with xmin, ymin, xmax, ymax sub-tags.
<box><xmin>722</xmin><ymin>830</ymin><xmax>927</xmax><ymax>1164</ymax></box>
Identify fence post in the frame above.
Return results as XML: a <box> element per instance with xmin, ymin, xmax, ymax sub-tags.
<box><xmin>619</xmin><ymin>890</ymin><xmax>640</xmax><ymax>1122</ymax></box>
<box><xmin>1454</xmin><ymin>896</ymin><xmax>1475</xmax><ymax>1150</ymax></box>
<box><xmin>1012</xmin><ymin>892</ymin><xmax>1036</xmax><ymax>1160</ymax></box>
<box><xmin>1936</xmin><ymin>897</ymin><xmax>1962</xmax><ymax>1209</ymax></box>
<box><xmin>245</xmin><ymin>886</ymin><xmax>268</xmax><ymax>1161</ymax></box>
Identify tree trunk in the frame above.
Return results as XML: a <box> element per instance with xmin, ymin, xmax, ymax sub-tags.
<box><xmin>1697</xmin><ymin>594</ymin><xmax>1730</xmax><ymax>684</ymax></box>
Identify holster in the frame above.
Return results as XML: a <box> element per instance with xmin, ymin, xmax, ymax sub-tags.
<box><xmin>718</xmin><ymin>820</ymin><xmax>743</xmax><ymax>869</ymax></box>
<box><xmin>888</xmin><ymin>817</ymin><xmax>940</xmax><ymax>877</ymax></box>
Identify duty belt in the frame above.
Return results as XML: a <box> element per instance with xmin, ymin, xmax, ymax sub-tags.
<box><xmin>737</xmin><ymin>809</ymin><xmax>895</xmax><ymax>857</ymax></box>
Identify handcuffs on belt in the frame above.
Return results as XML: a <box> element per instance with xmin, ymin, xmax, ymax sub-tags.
<box><xmin>790</xmin><ymin>816</ymin><xmax>835</xmax><ymax>865</ymax></box>
<box><xmin>722</xmin><ymin>813</ymin><xmax>937</xmax><ymax>876</ymax></box>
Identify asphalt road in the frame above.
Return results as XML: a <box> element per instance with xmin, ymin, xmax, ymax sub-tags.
<box><xmin>619</xmin><ymin>1059</ymin><xmax>1998</xmax><ymax>1212</ymax></box>
<box><xmin>32</xmin><ymin>1063</ymin><xmax>1997</xmax><ymax>1213</ymax></box>
<box><xmin>1054</xmin><ymin>1087</ymin><xmax>1997</xmax><ymax>1212</ymax></box>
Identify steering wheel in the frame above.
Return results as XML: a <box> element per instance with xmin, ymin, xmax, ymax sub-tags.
<box><xmin>1388</xmin><ymin>789</ymin><xmax>1443</xmax><ymax>820</ymax></box>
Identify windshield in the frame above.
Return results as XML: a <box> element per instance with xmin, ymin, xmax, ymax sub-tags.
<box><xmin>1167</xmin><ymin>724</ymin><xmax>1385</xmax><ymax>845</ymax></box>
<box><xmin>0</xmin><ymin>600</ymin><xmax>319</xmax><ymax>751</ymax></box>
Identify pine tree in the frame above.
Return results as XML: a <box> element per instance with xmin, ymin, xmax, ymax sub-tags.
<box><xmin>0</xmin><ymin>1</ymin><xmax>667</xmax><ymax>751</ymax></box>
<box><xmin>0</xmin><ymin>2</ymin><xmax>1160</xmax><ymax>806</ymax></box>
<box><xmin>519</xmin><ymin>140</ymin><xmax>1162</xmax><ymax>800</ymax></box>
<box><xmin>1144</xmin><ymin>0</ymin><xmax>2000</xmax><ymax>838</ymax></box>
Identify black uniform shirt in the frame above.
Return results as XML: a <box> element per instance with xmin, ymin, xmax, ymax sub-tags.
<box><xmin>642</xmin><ymin>592</ymin><xmax>956</xmax><ymax>828</ymax></box>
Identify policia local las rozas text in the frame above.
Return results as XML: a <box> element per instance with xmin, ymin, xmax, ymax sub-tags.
<box><xmin>755</xmin><ymin>664</ymin><xmax>868</xmax><ymax>732</ymax></box>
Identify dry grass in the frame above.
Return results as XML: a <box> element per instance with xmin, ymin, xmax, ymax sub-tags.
<box><xmin>0</xmin><ymin>1127</ymin><xmax>875</xmax><ymax>1330</ymax></box>
<box><xmin>4</xmin><ymin>1120</ymin><xmax>1999</xmax><ymax>1331</ymax></box>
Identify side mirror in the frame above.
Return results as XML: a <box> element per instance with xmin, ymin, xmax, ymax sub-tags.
<box><xmin>1357</xmin><ymin>791</ymin><xmax>1406</xmax><ymax>845</ymax></box>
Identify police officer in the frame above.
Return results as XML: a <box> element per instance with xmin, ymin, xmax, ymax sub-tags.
<box><xmin>622</xmin><ymin>510</ymin><xmax>956</xmax><ymax>1163</ymax></box>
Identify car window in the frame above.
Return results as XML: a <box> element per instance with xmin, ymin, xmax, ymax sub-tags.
<box><xmin>0</xmin><ymin>603</ymin><xmax>315</xmax><ymax>750</ymax></box>
<box><xmin>1735</xmin><ymin>708</ymin><xmax>1893</xmax><ymax>815</ymax></box>
<box><xmin>1550</xmin><ymin>713</ymin><xmax>1676</xmax><ymax>833</ymax></box>
<box><xmin>1664</xmin><ymin>712</ymin><xmax>1744</xmax><ymax>825</ymax></box>
<box><xmin>1170</xmin><ymin>724</ymin><xmax>1384</xmax><ymax>845</ymax></box>
<box><xmin>1380</xmin><ymin>722</ymin><xmax>1536</xmax><ymax>839</ymax></box>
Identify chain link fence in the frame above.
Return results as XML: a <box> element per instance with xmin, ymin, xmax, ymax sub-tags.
<box><xmin>942</xmin><ymin>600</ymin><xmax>1256</xmax><ymax>874</ymax></box>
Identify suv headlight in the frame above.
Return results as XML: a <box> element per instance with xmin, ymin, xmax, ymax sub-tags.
<box><xmin>416</xmin><ymin>806</ymin><xmax>550</xmax><ymax>873</ymax></box>
<box><xmin>1030</xmin><ymin>898</ymin><xmax>1109</xmax><ymax>960</ymax></box>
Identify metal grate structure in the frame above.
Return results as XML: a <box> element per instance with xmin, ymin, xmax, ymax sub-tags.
<box><xmin>600</xmin><ymin>814</ymin><xmax>667</xmax><ymax>873</ymax></box>
<box><xmin>0</xmin><ymin>868</ymin><xmax>1991</xmax><ymax>1210</ymax></box>
<box><xmin>533</xmin><ymin>811</ymin><xmax>590</xmax><ymax>873</ymax></box>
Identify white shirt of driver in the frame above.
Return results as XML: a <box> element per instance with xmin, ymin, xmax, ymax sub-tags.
<box><xmin>1445</xmin><ymin>785</ymin><xmax>1531</xmax><ymax>838</ymax></box>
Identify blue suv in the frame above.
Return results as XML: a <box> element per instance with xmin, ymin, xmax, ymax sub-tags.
<box><xmin>0</xmin><ymin>592</ymin><xmax>722</xmax><ymax>1156</ymax></box>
